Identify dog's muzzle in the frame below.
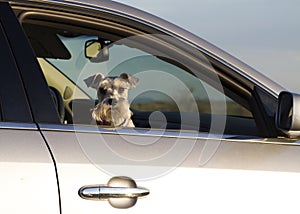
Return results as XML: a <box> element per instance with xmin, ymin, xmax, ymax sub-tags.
<box><xmin>93</xmin><ymin>97</ymin><xmax>132</xmax><ymax>127</ymax></box>
<box><xmin>106</xmin><ymin>98</ymin><xmax>117</xmax><ymax>106</ymax></box>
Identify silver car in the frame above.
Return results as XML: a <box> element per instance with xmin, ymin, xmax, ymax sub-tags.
<box><xmin>1</xmin><ymin>0</ymin><xmax>300</xmax><ymax>213</ymax></box>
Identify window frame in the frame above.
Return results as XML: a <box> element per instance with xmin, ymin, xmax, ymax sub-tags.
<box><xmin>0</xmin><ymin>3</ymin><xmax>33</xmax><ymax>123</ymax></box>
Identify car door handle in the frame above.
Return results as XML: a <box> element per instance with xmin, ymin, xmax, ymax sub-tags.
<box><xmin>79</xmin><ymin>185</ymin><xmax>149</xmax><ymax>200</ymax></box>
<box><xmin>78</xmin><ymin>176</ymin><xmax>149</xmax><ymax>209</ymax></box>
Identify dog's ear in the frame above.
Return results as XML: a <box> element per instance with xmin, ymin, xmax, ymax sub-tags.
<box><xmin>84</xmin><ymin>73</ymin><xmax>105</xmax><ymax>89</ymax></box>
<box><xmin>120</xmin><ymin>73</ymin><xmax>139</xmax><ymax>88</ymax></box>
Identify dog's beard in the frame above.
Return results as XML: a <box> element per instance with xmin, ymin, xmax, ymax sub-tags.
<box><xmin>92</xmin><ymin>103</ymin><xmax>112</xmax><ymax>123</ymax></box>
<box><xmin>92</xmin><ymin>99</ymin><xmax>132</xmax><ymax>127</ymax></box>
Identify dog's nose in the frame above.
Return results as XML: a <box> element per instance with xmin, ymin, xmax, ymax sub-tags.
<box><xmin>107</xmin><ymin>98</ymin><xmax>115</xmax><ymax>105</ymax></box>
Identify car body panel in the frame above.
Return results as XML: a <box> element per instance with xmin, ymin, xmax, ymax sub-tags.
<box><xmin>0</xmin><ymin>124</ymin><xmax>60</xmax><ymax>214</ymax></box>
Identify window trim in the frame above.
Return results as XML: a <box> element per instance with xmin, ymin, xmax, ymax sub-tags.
<box><xmin>0</xmin><ymin>122</ymin><xmax>37</xmax><ymax>130</ymax></box>
<box><xmin>37</xmin><ymin>123</ymin><xmax>298</xmax><ymax>146</ymax></box>
<box><xmin>0</xmin><ymin>2</ymin><xmax>60</xmax><ymax>124</ymax></box>
<box><xmin>0</xmin><ymin>3</ymin><xmax>33</xmax><ymax>123</ymax></box>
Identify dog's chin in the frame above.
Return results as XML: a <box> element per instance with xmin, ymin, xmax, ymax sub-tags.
<box><xmin>92</xmin><ymin>103</ymin><xmax>112</xmax><ymax>123</ymax></box>
<box><xmin>92</xmin><ymin>101</ymin><xmax>132</xmax><ymax>127</ymax></box>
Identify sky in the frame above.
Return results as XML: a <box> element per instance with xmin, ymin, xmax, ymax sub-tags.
<box><xmin>115</xmin><ymin>0</ymin><xmax>300</xmax><ymax>93</ymax></box>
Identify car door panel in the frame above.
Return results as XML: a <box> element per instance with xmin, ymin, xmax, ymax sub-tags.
<box><xmin>40</xmin><ymin>124</ymin><xmax>300</xmax><ymax>213</ymax></box>
<box><xmin>0</xmin><ymin>124</ymin><xmax>60</xmax><ymax>214</ymax></box>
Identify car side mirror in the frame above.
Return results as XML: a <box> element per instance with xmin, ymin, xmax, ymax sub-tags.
<box><xmin>276</xmin><ymin>91</ymin><xmax>300</xmax><ymax>137</ymax></box>
<box><xmin>85</xmin><ymin>39</ymin><xmax>109</xmax><ymax>63</ymax></box>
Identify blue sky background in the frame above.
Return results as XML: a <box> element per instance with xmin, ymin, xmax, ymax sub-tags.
<box><xmin>115</xmin><ymin>0</ymin><xmax>300</xmax><ymax>93</ymax></box>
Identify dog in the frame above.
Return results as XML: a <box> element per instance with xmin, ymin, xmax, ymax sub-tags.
<box><xmin>84</xmin><ymin>73</ymin><xmax>139</xmax><ymax>128</ymax></box>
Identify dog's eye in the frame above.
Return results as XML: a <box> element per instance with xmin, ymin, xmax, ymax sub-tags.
<box><xmin>118</xmin><ymin>87</ymin><xmax>125</xmax><ymax>93</ymax></box>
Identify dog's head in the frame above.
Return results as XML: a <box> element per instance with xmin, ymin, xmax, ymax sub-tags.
<box><xmin>84</xmin><ymin>73</ymin><xmax>139</xmax><ymax>126</ymax></box>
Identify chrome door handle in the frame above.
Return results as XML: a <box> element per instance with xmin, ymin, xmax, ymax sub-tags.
<box><xmin>79</xmin><ymin>186</ymin><xmax>149</xmax><ymax>200</ymax></box>
<box><xmin>78</xmin><ymin>176</ymin><xmax>150</xmax><ymax>209</ymax></box>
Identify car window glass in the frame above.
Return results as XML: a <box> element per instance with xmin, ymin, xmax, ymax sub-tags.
<box><xmin>23</xmin><ymin>21</ymin><xmax>257</xmax><ymax>135</ymax></box>
<box><xmin>45</xmin><ymin>34</ymin><xmax>252</xmax><ymax>116</ymax></box>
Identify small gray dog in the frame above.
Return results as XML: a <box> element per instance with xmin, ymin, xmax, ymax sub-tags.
<box><xmin>84</xmin><ymin>73</ymin><xmax>139</xmax><ymax>128</ymax></box>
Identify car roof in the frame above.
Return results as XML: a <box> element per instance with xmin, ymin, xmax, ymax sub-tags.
<box><xmin>11</xmin><ymin>0</ymin><xmax>285</xmax><ymax>97</ymax></box>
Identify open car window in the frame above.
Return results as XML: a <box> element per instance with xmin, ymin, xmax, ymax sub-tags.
<box><xmin>22</xmin><ymin>19</ymin><xmax>259</xmax><ymax>136</ymax></box>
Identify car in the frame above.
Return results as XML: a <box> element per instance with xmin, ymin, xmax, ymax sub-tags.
<box><xmin>1</xmin><ymin>0</ymin><xmax>300</xmax><ymax>213</ymax></box>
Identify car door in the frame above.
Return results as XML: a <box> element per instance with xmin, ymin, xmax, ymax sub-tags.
<box><xmin>0</xmin><ymin>3</ymin><xmax>60</xmax><ymax>214</ymax></box>
<box><xmin>11</xmin><ymin>1</ymin><xmax>300</xmax><ymax>214</ymax></box>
